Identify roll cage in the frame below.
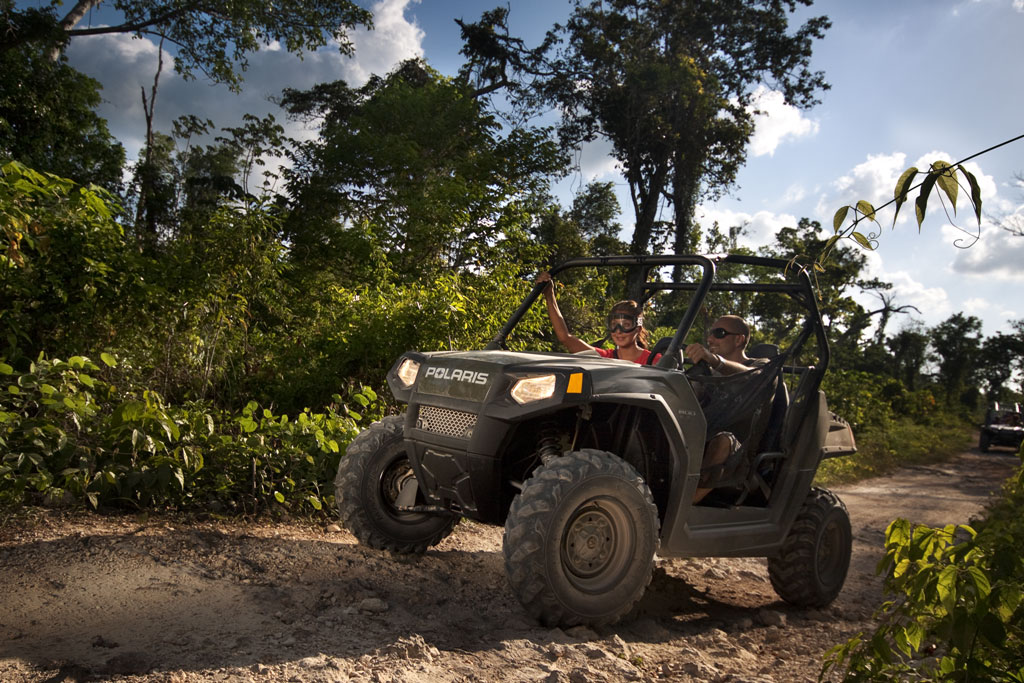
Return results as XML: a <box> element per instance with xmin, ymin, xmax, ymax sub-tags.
<box><xmin>486</xmin><ymin>252</ymin><xmax>829</xmax><ymax>387</ymax></box>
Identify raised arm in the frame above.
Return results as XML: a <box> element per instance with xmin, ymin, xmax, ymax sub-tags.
<box><xmin>538</xmin><ymin>272</ymin><xmax>593</xmax><ymax>354</ymax></box>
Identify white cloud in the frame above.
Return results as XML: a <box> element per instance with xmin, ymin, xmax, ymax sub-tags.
<box><xmin>695</xmin><ymin>206</ymin><xmax>798</xmax><ymax>249</ymax></box>
<box><xmin>747</xmin><ymin>86</ymin><xmax>820</xmax><ymax>157</ymax></box>
<box><xmin>947</xmin><ymin>215</ymin><xmax>1024</xmax><ymax>279</ymax></box>
<box><xmin>817</xmin><ymin>152</ymin><xmax>907</xmax><ymax>219</ymax></box>
<box><xmin>861</xmin><ymin>250</ymin><xmax>953</xmax><ymax>322</ymax></box>
<box><xmin>343</xmin><ymin>0</ymin><xmax>425</xmax><ymax>85</ymax></box>
<box><xmin>66</xmin><ymin>0</ymin><xmax>427</xmax><ymax>161</ymax></box>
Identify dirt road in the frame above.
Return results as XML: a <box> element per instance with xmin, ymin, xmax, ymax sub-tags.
<box><xmin>1</xmin><ymin>447</ymin><xmax>1018</xmax><ymax>683</ymax></box>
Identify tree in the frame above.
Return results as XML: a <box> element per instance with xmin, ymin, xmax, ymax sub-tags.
<box><xmin>978</xmin><ymin>327</ymin><xmax>1024</xmax><ymax>401</ymax></box>
<box><xmin>459</xmin><ymin>2</ymin><xmax>830</xmax><ymax>297</ymax></box>
<box><xmin>888</xmin><ymin>325</ymin><xmax>930</xmax><ymax>392</ymax></box>
<box><xmin>529</xmin><ymin>182</ymin><xmax>627</xmax><ymax>267</ymax></box>
<box><xmin>0</xmin><ymin>0</ymin><xmax>373</xmax><ymax>91</ymax></box>
<box><xmin>280</xmin><ymin>59</ymin><xmax>562</xmax><ymax>281</ymax></box>
<box><xmin>759</xmin><ymin>219</ymin><xmax>883</xmax><ymax>365</ymax></box>
<box><xmin>0</xmin><ymin>44</ymin><xmax>124</xmax><ymax>192</ymax></box>
<box><xmin>930</xmin><ymin>312</ymin><xmax>983</xmax><ymax>407</ymax></box>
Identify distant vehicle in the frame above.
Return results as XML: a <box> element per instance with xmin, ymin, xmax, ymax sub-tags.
<box><xmin>979</xmin><ymin>403</ymin><xmax>1024</xmax><ymax>453</ymax></box>
<box><xmin>335</xmin><ymin>254</ymin><xmax>857</xmax><ymax>627</ymax></box>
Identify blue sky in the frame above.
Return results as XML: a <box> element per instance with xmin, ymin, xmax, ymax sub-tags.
<box><xmin>55</xmin><ymin>0</ymin><xmax>1024</xmax><ymax>338</ymax></box>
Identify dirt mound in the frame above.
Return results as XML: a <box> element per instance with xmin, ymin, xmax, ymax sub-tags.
<box><xmin>1</xmin><ymin>449</ymin><xmax>1016</xmax><ymax>682</ymax></box>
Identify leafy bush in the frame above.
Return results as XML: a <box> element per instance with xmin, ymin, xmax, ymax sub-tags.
<box><xmin>816</xmin><ymin>418</ymin><xmax>971</xmax><ymax>486</ymax></box>
<box><xmin>0</xmin><ymin>354</ymin><xmax>378</xmax><ymax>514</ymax></box>
<box><xmin>823</xmin><ymin>450</ymin><xmax>1024</xmax><ymax>681</ymax></box>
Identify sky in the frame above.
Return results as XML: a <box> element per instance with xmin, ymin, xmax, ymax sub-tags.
<box><xmin>52</xmin><ymin>0</ymin><xmax>1024</xmax><ymax>339</ymax></box>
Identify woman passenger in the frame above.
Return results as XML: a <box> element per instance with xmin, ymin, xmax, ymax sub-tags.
<box><xmin>536</xmin><ymin>272</ymin><xmax>660</xmax><ymax>365</ymax></box>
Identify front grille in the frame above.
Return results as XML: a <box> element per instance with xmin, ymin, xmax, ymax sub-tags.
<box><xmin>417</xmin><ymin>406</ymin><xmax>477</xmax><ymax>439</ymax></box>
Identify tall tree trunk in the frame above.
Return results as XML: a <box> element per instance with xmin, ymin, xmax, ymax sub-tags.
<box><xmin>625</xmin><ymin>158</ymin><xmax>669</xmax><ymax>301</ymax></box>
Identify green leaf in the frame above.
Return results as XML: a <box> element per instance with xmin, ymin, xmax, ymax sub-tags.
<box><xmin>307</xmin><ymin>495</ymin><xmax>323</xmax><ymax>511</ymax></box>
<box><xmin>936</xmin><ymin>565</ymin><xmax>957</xmax><ymax>612</ymax></box>
<box><xmin>915</xmin><ymin>171</ymin><xmax>940</xmax><ymax>229</ymax></box>
<box><xmin>855</xmin><ymin>200</ymin><xmax>876</xmax><ymax>222</ymax></box>
<box><xmin>966</xmin><ymin>566</ymin><xmax>991</xmax><ymax>598</ymax></box>
<box><xmin>100</xmin><ymin>352</ymin><xmax>118</xmax><ymax>368</ymax></box>
<box><xmin>932</xmin><ymin>161</ymin><xmax>958</xmax><ymax>211</ymax></box>
<box><xmin>893</xmin><ymin>166</ymin><xmax>918</xmax><ymax>224</ymax></box>
<box><xmin>832</xmin><ymin>205</ymin><xmax>850</xmax><ymax>233</ymax></box>
<box><xmin>273</xmin><ymin>491</ymin><xmax>285</xmax><ymax>504</ymax></box>
<box><xmin>851</xmin><ymin>232</ymin><xmax>873</xmax><ymax>250</ymax></box>
<box><xmin>964</xmin><ymin>167</ymin><xmax>983</xmax><ymax>224</ymax></box>
<box><xmin>0</xmin><ymin>362</ymin><xmax>13</xmax><ymax>375</ymax></box>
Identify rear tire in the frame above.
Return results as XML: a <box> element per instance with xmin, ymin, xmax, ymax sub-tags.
<box><xmin>768</xmin><ymin>487</ymin><xmax>851</xmax><ymax>607</ymax></box>
<box><xmin>979</xmin><ymin>431</ymin><xmax>991</xmax><ymax>452</ymax></box>
<box><xmin>335</xmin><ymin>415</ymin><xmax>457</xmax><ymax>554</ymax></box>
<box><xmin>503</xmin><ymin>449</ymin><xmax>659</xmax><ymax>627</ymax></box>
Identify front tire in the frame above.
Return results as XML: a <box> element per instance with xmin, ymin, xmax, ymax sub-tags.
<box><xmin>768</xmin><ymin>487</ymin><xmax>851</xmax><ymax>607</ymax></box>
<box><xmin>335</xmin><ymin>415</ymin><xmax>457</xmax><ymax>554</ymax></box>
<box><xmin>503</xmin><ymin>449</ymin><xmax>660</xmax><ymax>627</ymax></box>
<box><xmin>979</xmin><ymin>431</ymin><xmax>991</xmax><ymax>452</ymax></box>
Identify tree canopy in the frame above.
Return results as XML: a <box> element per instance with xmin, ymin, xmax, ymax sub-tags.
<box><xmin>458</xmin><ymin>0</ymin><xmax>830</xmax><ymax>295</ymax></box>
<box><xmin>0</xmin><ymin>0</ymin><xmax>373</xmax><ymax>90</ymax></box>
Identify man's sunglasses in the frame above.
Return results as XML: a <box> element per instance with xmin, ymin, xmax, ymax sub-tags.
<box><xmin>708</xmin><ymin>327</ymin><xmax>742</xmax><ymax>339</ymax></box>
<box><xmin>608</xmin><ymin>314</ymin><xmax>640</xmax><ymax>333</ymax></box>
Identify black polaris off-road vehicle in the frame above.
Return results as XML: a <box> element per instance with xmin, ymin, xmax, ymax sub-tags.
<box><xmin>979</xmin><ymin>403</ymin><xmax>1024</xmax><ymax>453</ymax></box>
<box><xmin>335</xmin><ymin>254</ymin><xmax>857</xmax><ymax>627</ymax></box>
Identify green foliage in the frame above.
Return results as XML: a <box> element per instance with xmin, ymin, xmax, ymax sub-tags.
<box><xmin>816</xmin><ymin>417</ymin><xmax>968</xmax><ymax>487</ymax></box>
<box><xmin>464</xmin><ymin>1</ymin><xmax>830</xmax><ymax>261</ymax></box>
<box><xmin>0</xmin><ymin>45</ymin><xmax>124</xmax><ymax>191</ymax></box>
<box><xmin>823</xmin><ymin>455</ymin><xmax>1024</xmax><ymax>680</ymax></box>
<box><xmin>2</xmin><ymin>0</ymin><xmax>373</xmax><ymax>92</ymax></box>
<box><xmin>282</xmin><ymin>59</ymin><xmax>562</xmax><ymax>281</ymax></box>
<box><xmin>0</xmin><ymin>161</ymin><xmax>131</xmax><ymax>359</ymax></box>
<box><xmin>0</xmin><ymin>354</ymin><xmax>376</xmax><ymax>514</ymax></box>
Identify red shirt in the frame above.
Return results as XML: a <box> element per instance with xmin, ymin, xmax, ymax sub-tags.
<box><xmin>596</xmin><ymin>348</ymin><xmax>662</xmax><ymax>365</ymax></box>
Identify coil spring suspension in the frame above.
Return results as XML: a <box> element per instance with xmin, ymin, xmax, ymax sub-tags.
<box><xmin>537</xmin><ymin>424</ymin><xmax>564</xmax><ymax>465</ymax></box>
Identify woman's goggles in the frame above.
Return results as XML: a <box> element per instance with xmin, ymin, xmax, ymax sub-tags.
<box><xmin>707</xmin><ymin>327</ymin><xmax>741</xmax><ymax>339</ymax></box>
<box><xmin>608</xmin><ymin>314</ymin><xmax>640</xmax><ymax>333</ymax></box>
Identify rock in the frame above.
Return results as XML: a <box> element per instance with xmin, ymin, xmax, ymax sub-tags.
<box><xmin>568</xmin><ymin>668</ymin><xmax>596</xmax><ymax>683</ymax></box>
<box><xmin>735</xmin><ymin>616</ymin><xmax>755</xmax><ymax>630</ymax></box>
<box><xmin>564</xmin><ymin>625</ymin><xmax>600</xmax><ymax>641</ymax></box>
<box><xmin>357</xmin><ymin>598</ymin><xmax>389</xmax><ymax>614</ymax></box>
<box><xmin>326</xmin><ymin>524</ymin><xmax>343</xmax><ymax>533</ymax></box>
<box><xmin>385</xmin><ymin>635</ymin><xmax>440</xmax><ymax>662</ymax></box>
<box><xmin>606</xmin><ymin>633</ymin><xmax>631</xmax><ymax>659</ymax></box>
<box><xmin>627</xmin><ymin>618</ymin><xmax>671</xmax><ymax>641</ymax></box>
<box><xmin>758</xmin><ymin>609</ymin><xmax>787</xmax><ymax>627</ymax></box>
<box><xmin>704</xmin><ymin>566</ymin><xmax>728</xmax><ymax>580</ymax></box>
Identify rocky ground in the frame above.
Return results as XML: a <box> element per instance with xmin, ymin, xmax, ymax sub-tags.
<box><xmin>0</xmin><ymin>447</ymin><xmax>1018</xmax><ymax>683</ymax></box>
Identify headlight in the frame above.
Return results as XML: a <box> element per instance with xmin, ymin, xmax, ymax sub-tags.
<box><xmin>510</xmin><ymin>374</ymin><xmax>557</xmax><ymax>405</ymax></box>
<box><xmin>396</xmin><ymin>358</ymin><xmax>421</xmax><ymax>388</ymax></box>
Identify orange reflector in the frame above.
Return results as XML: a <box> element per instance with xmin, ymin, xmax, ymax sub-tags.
<box><xmin>567</xmin><ymin>373</ymin><xmax>583</xmax><ymax>394</ymax></box>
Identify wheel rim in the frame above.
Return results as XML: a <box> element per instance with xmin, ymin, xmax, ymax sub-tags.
<box><xmin>561</xmin><ymin>497</ymin><xmax>635</xmax><ymax>594</ymax></box>
<box><xmin>378</xmin><ymin>457</ymin><xmax>424</xmax><ymax>522</ymax></box>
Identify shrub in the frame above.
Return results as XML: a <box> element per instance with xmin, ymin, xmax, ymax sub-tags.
<box><xmin>0</xmin><ymin>353</ymin><xmax>378</xmax><ymax>514</ymax></box>
<box><xmin>823</xmin><ymin>450</ymin><xmax>1024</xmax><ymax>681</ymax></box>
